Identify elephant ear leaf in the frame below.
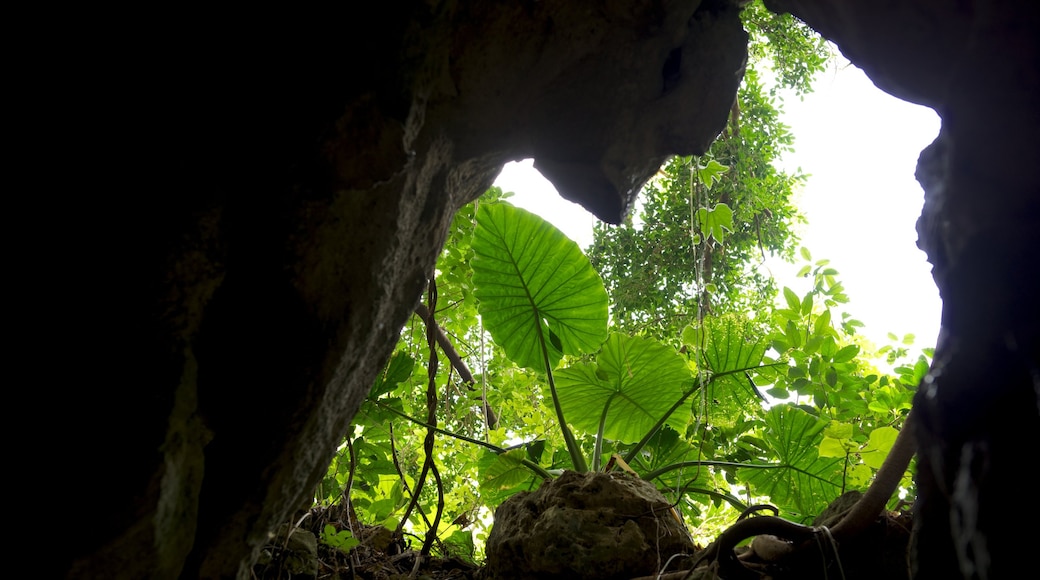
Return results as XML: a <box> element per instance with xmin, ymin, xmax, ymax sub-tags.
<box><xmin>739</xmin><ymin>405</ymin><xmax>845</xmax><ymax>518</ymax></box>
<box><xmin>471</xmin><ymin>202</ymin><xmax>608</xmax><ymax>371</ymax></box>
<box><xmin>556</xmin><ymin>333</ymin><xmax>692</xmax><ymax>443</ymax></box>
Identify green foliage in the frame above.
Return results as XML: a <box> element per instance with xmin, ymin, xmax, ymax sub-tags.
<box><xmin>742</xmin><ymin>2</ymin><xmax>831</xmax><ymax>96</ymax></box>
<box><xmin>323</xmin><ymin>196</ymin><xmax>927</xmax><ymax>553</ymax></box>
<box><xmin>556</xmin><ymin>333</ymin><xmax>693</xmax><ymax>444</ymax></box>
<box><xmin>696</xmin><ymin>158</ymin><xmax>729</xmax><ymax>189</ymax></box>
<box><xmin>314</xmin><ymin>2</ymin><xmax>928</xmax><ymax>558</ymax></box>
<box><xmin>696</xmin><ymin>203</ymin><xmax>734</xmax><ymax>244</ymax></box>
<box><xmin>321</xmin><ymin>525</ymin><xmax>360</xmax><ymax>554</ymax></box>
<box><xmin>477</xmin><ymin>448</ymin><xmax>540</xmax><ymax>504</ymax></box>
<box><xmin>586</xmin><ymin>2</ymin><xmax>829</xmax><ymax>345</ymax></box>
<box><xmin>588</xmin><ymin>72</ymin><xmax>807</xmax><ymax>341</ymax></box>
<box><xmin>738</xmin><ymin>405</ymin><xmax>844</xmax><ymax>518</ymax></box>
<box><xmin>471</xmin><ymin>202</ymin><xmax>608</xmax><ymax>371</ymax></box>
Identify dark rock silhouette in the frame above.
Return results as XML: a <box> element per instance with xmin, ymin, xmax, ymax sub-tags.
<box><xmin>53</xmin><ymin>1</ymin><xmax>1038</xmax><ymax>578</ymax></box>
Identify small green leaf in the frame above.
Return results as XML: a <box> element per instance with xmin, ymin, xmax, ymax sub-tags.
<box><xmin>442</xmin><ymin>529</ymin><xmax>475</xmax><ymax>559</ymax></box>
<box><xmin>696</xmin><ymin>159</ymin><xmax>729</xmax><ymax>189</ymax></box>
<box><xmin>800</xmin><ymin>293</ymin><xmax>813</xmax><ymax>316</ymax></box>
<box><xmin>823</xmin><ymin>421</ymin><xmax>853</xmax><ymax>439</ymax></box>
<box><xmin>766</xmin><ymin>386</ymin><xmax>790</xmax><ymax>399</ymax></box>
<box><xmin>478</xmin><ymin>449</ymin><xmax>537</xmax><ymax>498</ymax></box>
<box><xmin>813</xmin><ymin>309</ymin><xmax>832</xmax><ymax>336</ymax></box>
<box><xmin>803</xmin><ymin>336</ymin><xmax>823</xmax><ymax>355</ymax></box>
<box><xmin>912</xmin><ymin>356</ymin><xmax>930</xmax><ymax>383</ymax></box>
<box><xmin>862</xmin><ymin>426</ymin><xmax>900</xmax><ymax>469</ymax></box>
<box><xmin>818</xmin><ymin>436</ymin><xmax>847</xmax><ymax>458</ymax></box>
<box><xmin>525</xmin><ymin>440</ymin><xmax>546</xmax><ymax>463</ymax></box>
<box><xmin>682</xmin><ymin>324</ymin><xmax>703</xmax><ymax>349</ymax></box>
<box><xmin>370</xmin><ymin>352</ymin><xmax>416</xmax><ymax>398</ymax></box>
<box><xmin>321</xmin><ymin>525</ymin><xmax>361</xmax><ymax>553</ymax></box>
<box><xmin>783</xmin><ymin>287</ymin><xmax>800</xmax><ymax>311</ymax></box>
<box><xmin>800</xmin><ymin>247</ymin><xmax>812</xmax><ymax>261</ymax></box>
<box><xmin>867</xmin><ymin>400</ymin><xmax>891</xmax><ymax>415</ymax></box>
<box><xmin>696</xmin><ymin>203</ymin><xmax>734</xmax><ymax>243</ymax></box>
<box><xmin>785</xmin><ymin>320</ymin><xmax>802</xmax><ymax>348</ymax></box>
<box><xmin>847</xmin><ymin>464</ymin><xmax>873</xmax><ymax>488</ymax></box>
<box><xmin>832</xmin><ymin>344</ymin><xmax>860</xmax><ymax>363</ymax></box>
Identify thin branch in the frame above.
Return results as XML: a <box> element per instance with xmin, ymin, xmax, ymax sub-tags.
<box><xmin>389</xmin><ymin>423</ymin><xmax>431</xmax><ymax>529</ymax></box>
<box><xmin>342</xmin><ymin>438</ymin><xmax>362</xmax><ymax>570</ymax></box>
<box><xmin>414</xmin><ymin>302</ymin><xmax>499</xmax><ymax>429</ymax></box>
<box><xmin>414</xmin><ymin>303</ymin><xmax>472</xmax><ymax>381</ymax></box>
<box><xmin>341</xmin><ymin>438</ymin><xmax>357</xmax><ymax>515</ymax></box>
<box><xmin>669</xmin><ymin>482</ymin><xmax>749</xmax><ymax>513</ymax></box>
<box><xmin>398</xmin><ymin>280</ymin><xmax>440</xmax><ymax>536</ymax></box>
<box><xmin>420</xmin><ymin>461</ymin><xmax>445</xmax><ymax>556</ymax></box>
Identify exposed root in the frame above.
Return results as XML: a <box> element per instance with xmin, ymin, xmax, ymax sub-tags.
<box><xmin>645</xmin><ymin>411</ymin><xmax>918</xmax><ymax>579</ymax></box>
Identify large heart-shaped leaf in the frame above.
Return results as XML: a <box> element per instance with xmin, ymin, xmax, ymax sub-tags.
<box><xmin>472</xmin><ymin>202</ymin><xmax>608</xmax><ymax>371</ymax></box>
<box><xmin>701</xmin><ymin>316</ymin><xmax>769</xmax><ymax>421</ymax></box>
<box><xmin>703</xmin><ymin>316</ymin><xmax>768</xmax><ymax>376</ymax></box>
<box><xmin>555</xmin><ymin>333</ymin><xmax>692</xmax><ymax>443</ymax></box>
<box><xmin>739</xmin><ymin>405</ymin><xmax>845</xmax><ymax>519</ymax></box>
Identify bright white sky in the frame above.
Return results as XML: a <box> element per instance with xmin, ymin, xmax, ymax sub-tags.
<box><xmin>493</xmin><ymin>54</ymin><xmax>942</xmax><ymax>352</ymax></box>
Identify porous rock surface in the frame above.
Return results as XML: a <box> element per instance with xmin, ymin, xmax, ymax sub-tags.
<box><xmin>483</xmin><ymin>471</ymin><xmax>695</xmax><ymax>580</ymax></box>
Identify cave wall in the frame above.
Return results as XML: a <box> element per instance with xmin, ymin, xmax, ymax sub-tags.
<box><xmin>58</xmin><ymin>2</ymin><xmax>745</xmax><ymax>578</ymax></box>
<box><xmin>54</xmin><ymin>1</ymin><xmax>1037</xmax><ymax>579</ymax></box>
<box><xmin>765</xmin><ymin>2</ymin><xmax>1040</xmax><ymax>577</ymax></box>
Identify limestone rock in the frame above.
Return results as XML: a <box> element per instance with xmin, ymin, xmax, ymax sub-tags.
<box><xmin>483</xmin><ymin>471</ymin><xmax>695</xmax><ymax>580</ymax></box>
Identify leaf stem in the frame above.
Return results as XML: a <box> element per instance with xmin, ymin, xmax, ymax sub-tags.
<box><xmin>540</xmin><ymin>336</ymin><xmax>589</xmax><ymax>472</ymax></box>
<box><xmin>528</xmin><ymin>296</ymin><xmax>589</xmax><ymax>471</ymax></box>
<box><xmin>642</xmin><ymin>460</ymin><xmax>781</xmax><ymax>482</ymax></box>
<box><xmin>592</xmin><ymin>395</ymin><xmax>615</xmax><ymax>471</ymax></box>
<box><xmin>623</xmin><ymin>378</ymin><xmax>707</xmax><ymax>465</ymax></box>
<box><xmin>373</xmin><ymin>400</ymin><xmax>554</xmax><ymax>480</ymax></box>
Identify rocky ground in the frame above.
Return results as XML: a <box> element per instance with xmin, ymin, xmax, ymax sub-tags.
<box><xmin>254</xmin><ymin>472</ymin><xmax>913</xmax><ymax>580</ymax></box>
